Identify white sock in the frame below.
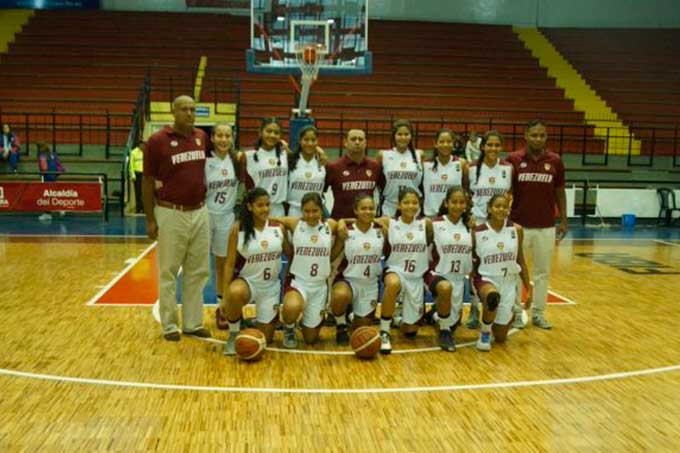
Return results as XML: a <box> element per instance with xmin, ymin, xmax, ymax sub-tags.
<box><xmin>438</xmin><ymin>313</ymin><xmax>454</xmax><ymax>330</ymax></box>
<box><xmin>380</xmin><ymin>318</ymin><xmax>392</xmax><ymax>333</ymax></box>
<box><xmin>481</xmin><ymin>321</ymin><xmax>493</xmax><ymax>334</ymax></box>
<box><xmin>228</xmin><ymin>319</ymin><xmax>240</xmax><ymax>333</ymax></box>
<box><xmin>335</xmin><ymin>313</ymin><xmax>347</xmax><ymax>326</ymax></box>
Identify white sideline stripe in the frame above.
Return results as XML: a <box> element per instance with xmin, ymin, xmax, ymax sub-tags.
<box><xmin>0</xmin><ymin>234</ymin><xmax>148</xmax><ymax>239</ymax></box>
<box><xmin>548</xmin><ymin>290</ymin><xmax>577</xmax><ymax>305</ymax></box>
<box><xmin>85</xmin><ymin>242</ymin><xmax>157</xmax><ymax>306</ymax></box>
<box><xmin>654</xmin><ymin>239</ymin><xmax>680</xmax><ymax>247</ymax></box>
<box><xmin>1</xmin><ymin>363</ymin><xmax>679</xmax><ymax>395</ymax></box>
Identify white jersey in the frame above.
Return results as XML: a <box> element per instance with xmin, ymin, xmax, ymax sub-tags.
<box><xmin>205</xmin><ymin>152</ymin><xmax>238</xmax><ymax>215</ymax></box>
<box><xmin>381</xmin><ymin>148</ymin><xmax>423</xmax><ymax>217</ymax></box>
<box><xmin>244</xmin><ymin>147</ymin><xmax>288</xmax><ymax>205</ymax></box>
<box><xmin>385</xmin><ymin>217</ymin><xmax>428</xmax><ymax>277</ymax></box>
<box><xmin>338</xmin><ymin>223</ymin><xmax>384</xmax><ymax>281</ymax></box>
<box><xmin>235</xmin><ymin>220</ymin><xmax>284</xmax><ymax>283</ymax></box>
<box><xmin>469</xmin><ymin>159</ymin><xmax>512</xmax><ymax>222</ymax></box>
<box><xmin>431</xmin><ymin>216</ymin><xmax>473</xmax><ymax>277</ymax></box>
<box><xmin>422</xmin><ymin>157</ymin><xmax>464</xmax><ymax>217</ymax></box>
<box><xmin>290</xmin><ymin>220</ymin><xmax>333</xmax><ymax>283</ymax></box>
<box><xmin>287</xmin><ymin>156</ymin><xmax>326</xmax><ymax>209</ymax></box>
<box><xmin>474</xmin><ymin>221</ymin><xmax>521</xmax><ymax>278</ymax></box>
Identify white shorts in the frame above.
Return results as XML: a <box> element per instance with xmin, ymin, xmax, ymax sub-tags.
<box><xmin>209</xmin><ymin>212</ymin><xmax>235</xmax><ymax>257</ymax></box>
<box><xmin>388</xmin><ymin>271</ymin><xmax>425</xmax><ymax>325</ymax></box>
<box><xmin>290</xmin><ymin>278</ymin><xmax>329</xmax><ymax>328</ymax></box>
<box><xmin>241</xmin><ymin>277</ymin><xmax>281</xmax><ymax>324</ymax></box>
<box><xmin>344</xmin><ymin>277</ymin><xmax>379</xmax><ymax>318</ymax></box>
<box><xmin>269</xmin><ymin>203</ymin><xmax>286</xmax><ymax>218</ymax></box>
<box><xmin>287</xmin><ymin>205</ymin><xmax>302</xmax><ymax>217</ymax></box>
<box><xmin>477</xmin><ymin>275</ymin><xmax>517</xmax><ymax>326</ymax></box>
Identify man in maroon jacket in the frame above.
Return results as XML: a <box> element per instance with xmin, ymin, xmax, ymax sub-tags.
<box><xmin>505</xmin><ymin>120</ymin><xmax>568</xmax><ymax>330</ymax></box>
<box><xmin>143</xmin><ymin>95</ymin><xmax>211</xmax><ymax>341</ymax></box>
<box><xmin>325</xmin><ymin>129</ymin><xmax>382</xmax><ymax>219</ymax></box>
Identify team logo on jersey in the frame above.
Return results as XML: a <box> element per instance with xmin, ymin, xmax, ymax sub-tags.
<box><xmin>366</xmin><ymin>169</ymin><xmax>373</xmax><ymax>177</ymax></box>
<box><xmin>497</xmin><ymin>242</ymin><xmax>504</xmax><ymax>250</ymax></box>
<box><xmin>363</xmin><ymin>242</ymin><xmax>371</xmax><ymax>251</ymax></box>
<box><xmin>406</xmin><ymin>232</ymin><xmax>414</xmax><ymax>241</ymax></box>
<box><xmin>195</xmin><ymin>138</ymin><xmax>201</xmax><ymax>146</ymax></box>
<box><xmin>305</xmin><ymin>171</ymin><xmax>312</xmax><ymax>179</ymax></box>
<box><xmin>261</xmin><ymin>240</ymin><xmax>269</xmax><ymax>249</ymax></box>
<box><xmin>441</xmin><ymin>174</ymin><xmax>448</xmax><ymax>181</ymax></box>
<box><xmin>520</xmin><ymin>162</ymin><xmax>528</xmax><ymax>168</ymax></box>
<box><xmin>269</xmin><ymin>158</ymin><xmax>277</xmax><ymax>166</ymax></box>
<box><xmin>343</xmin><ymin>170</ymin><xmax>350</xmax><ymax>176</ymax></box>
<box><xmin>489</xmin><ymin>177</ymin><xmax>496</xmax><ymax>185</ymax></box>
<box><xmin>170</xmin><ymin>140</ymin><xmax>178</xmax><ymax>147</ymax></box>
<box><xmin>454</xmin><ymin>233</ymin><xmax>461</xmax><ymax>241</ymax></box>
<box><xmin>310</xmin><ymin>234</ymin><xmax>319</xmax><ymax>244</ymax></box>
<box><xmin>544</xmin><ymin>163</ymin><xmax>551</xmax><ymax>171</ymax></box>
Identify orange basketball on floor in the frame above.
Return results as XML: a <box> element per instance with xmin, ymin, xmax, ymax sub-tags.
<box><xmin>350</xmin><ymin>326</ymin><xmax>381</xmax><ymax>359</ymax></box>
<box><xmin>235</xmin><ymin>328</ymin><xmax>266</xmax><ymax>361</ymax></box>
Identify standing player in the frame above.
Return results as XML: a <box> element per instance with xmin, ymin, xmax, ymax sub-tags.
<box><xmin>505</xmin><ymin>120</ymin><xmax>568</xmax><ymax>329</ymax></box>
<box><xmin>222</xmin><ymin>188</ymin><xmax>290</xmax><ymax>355</ymax></box>
<box><xmin>331</xmin><ymin>194</ymin><xmax>385</xmax><ymax>345</ymax></box>
<box><xmin>422</xmin><ymin>128</ymin><xmax>468</xmax><ymax>217</ymax></box>
<box><xmin>377</xmin><ymin>187</ymin><xmax>433</xmax><ymax>354</ymax></box>
<box><xmin>277</xmin><ymin>193</ymin><xmax>340</xmax><ymax>348</ymax></box>
<box><xmin>378</xmin><ymin>120</ymin><xmax>424</xmax><ymax>217</ymax></box>
<box><xmin>472</xmin><ymin>194</ymin><xmax>533</xmax><ymax>351</ymax></box>
<box><xmin>241</xmin><ymin>117</ymin><xmax>289</xmax><ymax>217</ymax></box>
<box><xmin>427</xmin><ymin>187</ymin><xmax>474</xmax><ymax>351</ymax></box>
<box><xmin>466</xmin><ymin>130</ymin><xmax>513</xmax><ymax>329</ymax></box>
<box><xmin>206</xmin><ymin>123</ymin><xmax>240</xmax><ymax>330</ymax></box>
<box><xmin>287</xmin><ymin>125</ymin><xmax>326</xmax><ymax>217</ymax></box>
<box><xmin>325</xmin><ymin>128</ymin><xmax>382</xmax><ymax>220</ymax></box>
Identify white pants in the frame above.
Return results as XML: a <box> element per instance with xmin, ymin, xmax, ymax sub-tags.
<box><xmin>156</xmin><ymin>205</ymin><xmax>210</xmax><ymax>334</ymax></box>
<box><xmin>521</xmin><ymin>227</ymin><xmax>555</xmax><ymax>317</ymax></box>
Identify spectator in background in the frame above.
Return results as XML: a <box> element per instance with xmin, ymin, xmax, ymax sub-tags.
<box><xmin>453</xmin><ymin>132</ymin><xmax>465</xmax><ymax>158</ymax></box>
<box><xmin>37</xmin><ymin>142</ymin><xmax>65</xmax><ymax>222</ymax></box>
<box><xmin>465</xmin><ymin>130</ymin><xmax>482</xmax><ymax>163</ymax></box>
<box><xmin>1</xmin><ymin>123</ymin><xmax>21</xmax><ymax>173</ymax></box>
<box><xmin>129</xmin><ymin>140</ymin><xmax>145</xmax><ymax>214</ymax></box>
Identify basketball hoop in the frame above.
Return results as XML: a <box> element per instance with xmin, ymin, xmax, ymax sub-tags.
<box><xmin>293</xmin><ymin>44</ymin><xmax>326</xmax><ymax>118</ymax></box>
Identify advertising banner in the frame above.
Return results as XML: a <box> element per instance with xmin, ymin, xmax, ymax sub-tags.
<box><xmin>0</xmin><ymin>182</ymin><xmax>102</xmax><ymax>212</ymax></box>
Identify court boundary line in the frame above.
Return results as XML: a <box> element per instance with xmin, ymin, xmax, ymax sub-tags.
<box><xmin>1</xmin><ymin>362</ymin><xmax>678</xmax><ymax>395</ymax></box>
<box><xmin>654</xmin><ymin>239</ymin><xmax>680</xmax><ymax>247</ymax></box>
<box><xmin>85</xmin><ymin>241</ymin><xmax>157</xmax><ymax>306</ymax></box>
<box><xmin>0</xmin><ymin>234</ymin><xmax>149</xmax><ymax>239</ymax></box>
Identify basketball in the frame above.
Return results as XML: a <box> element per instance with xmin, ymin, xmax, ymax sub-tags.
<box><xmin>235</xmin><ymin>328</ymin><xmax>267</xmax><ymax>361</ymax></box>
<box><xmin>350</xmin><ymin>326</ymin><xmax>381</xmax><ymax>359</ymax></box>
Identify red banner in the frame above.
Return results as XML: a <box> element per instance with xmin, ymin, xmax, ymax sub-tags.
<box><xmin>0</xmin><ymin>182</ymin><xmax>102</xmax><ymax>212</ymax></box>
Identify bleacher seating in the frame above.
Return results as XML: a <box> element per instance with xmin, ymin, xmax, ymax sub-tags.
<box><xmin>542</xmin><ymin>28</ymin><xmax>680</xmax><ymax>155</ymax></box>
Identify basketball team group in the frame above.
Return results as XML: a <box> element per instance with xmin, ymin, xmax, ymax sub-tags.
<box><xmin>142</xmin><ymin>95</ymin><xmax>568</xmax><ymax>357</ymax></box>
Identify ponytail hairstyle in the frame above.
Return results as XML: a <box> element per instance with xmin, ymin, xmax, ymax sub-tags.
<box><xmin>254</xmin><ymin>117</ymin><xmax>283</xmax><ymax>167</ymax></box>
<box><xmin>475</xmin><ymin>130</ymin><xmax>504</xmax><ymax>184</ymax></box>
<box><xmin>437</xmin><ymin>186</ymin><xmax>471</xmax><ymax>231</ymax></box>
<box><xmin>300</xmin><ymin>191</ymin><xmax>326</xmax><ymax>220</ymax></box>
<box><xmin>394</xmin><ymin>186</ymin><xmax>421</xmax><ymax>219</ymax></box>
<box><xmin>289</xmin><ymin>125</ymin><xmax>318</xmax><ymax>172</ymax></box>
<box><xmin>391</xmin><ymin>119</ymin><xmax>418</xmax><ymax>166</ymax></box>
<box><xmin>240</xmin><ymin>187</ymin><xmax>270</xmax><ymax>247</ymax></box>
<box><xmin>211</xmin><ymin>121</ymin><xmax>240</xmax><ymax>176</ymax></box>
<box><xmin>486</xmin><ymin>193</ymin><xmax>509</xmax><ymax>215</ymax></box>
<box><xmin>432</xmin><ymin>128</ymin><xmax>454</xmax><ymax>173</ymax></box>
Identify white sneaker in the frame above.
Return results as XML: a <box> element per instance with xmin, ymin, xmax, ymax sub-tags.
<box><xmin>476</xmin><ymin>332</ymin><xmax>492</xmax><ymax>351</ymax></box>
<box><xmin>379</xmin><ymin>331</ymin><xmax>392</xmax><ymax>355</ymax></box>
<box><xmin>512</xmin><ymin>312</ymin><xmax>525</xmax><ymax>329</ymax></box>
<box><xmin>532</xmin><ymin>316</ymin><xmax>553</xmax><ymax>330</ymax></box>
<box><xmin>283</xmin><ymin>327</ymin><xmax>298</xmax><ymax>349</ymax></box>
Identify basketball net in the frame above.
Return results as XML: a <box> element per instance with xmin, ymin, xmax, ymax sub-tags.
<box><xmin>293</xmin><ymin>44</ymin><xmax>324</xmax><ymax>118</ymax></box>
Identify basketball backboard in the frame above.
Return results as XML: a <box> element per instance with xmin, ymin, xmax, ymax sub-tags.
<box><xmin>247</xmin><ymin>0</ymin><xmax>372</xmax><ymax>75</ymax></box>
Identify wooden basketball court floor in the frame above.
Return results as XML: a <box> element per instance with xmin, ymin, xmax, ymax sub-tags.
<box><xmin>1</xmin><ymin>228</ymin><xmax>680</xmax><ymax>451</ymax></box>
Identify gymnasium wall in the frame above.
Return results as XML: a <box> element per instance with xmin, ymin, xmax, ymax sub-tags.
<box><xmin>100</xmin><ymin>0</ymin><xmax>680</xmax><ymax>28</ymax></box>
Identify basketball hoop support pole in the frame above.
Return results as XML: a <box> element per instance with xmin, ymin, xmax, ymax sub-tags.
<box><xmin>296</xmin><ymin>75</ymin><xmax>313</xmax><ymax>118</ymax></box>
